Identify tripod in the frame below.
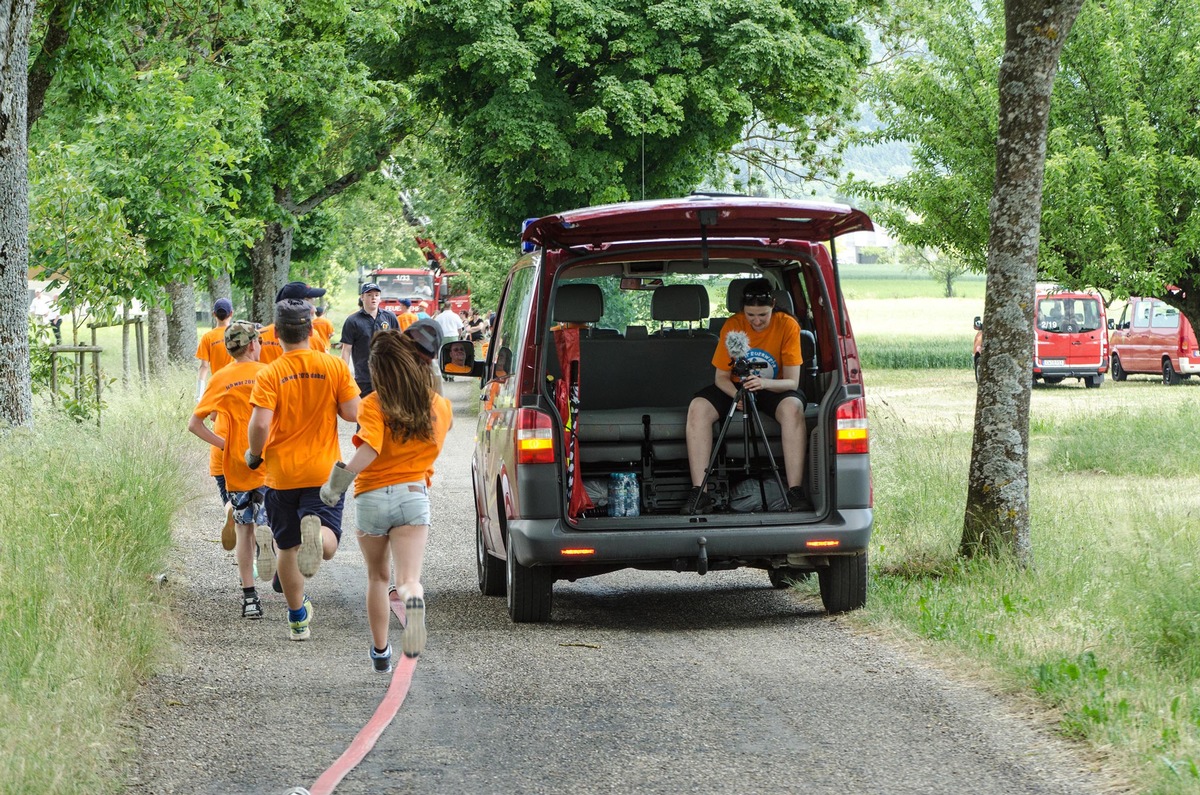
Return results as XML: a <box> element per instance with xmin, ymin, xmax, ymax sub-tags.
<box><xmin>691</xmin><ymin>384</ymin><xmax>789</xmax><ymax>513</ymax></box>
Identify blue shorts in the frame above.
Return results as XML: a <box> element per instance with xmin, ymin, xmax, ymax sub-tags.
<box><xmin>214</xmin><ymin>475</ymin><xmax>229</xmax><ymax>506</ymax></box>
<box><xmin>229</xmin><ymin>487</ymin><xmax>268</xmax><ymax>526</ymax></box>
<box><xmin>265</xmin><ymin>487</ymin><xmax>344</xmax><ymax>551</ymax></box>
<box><xmin>354</xmin><ymin>482</ymin><xmax>431</xmax><ymax>536</ymax></box>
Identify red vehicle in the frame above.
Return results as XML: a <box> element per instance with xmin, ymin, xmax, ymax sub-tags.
<box><xmin>973</xmin><ymin>288</ymin><xmax>1108</xmax><ymax>387</ymax></box>
<box><xmin>1108</xmin><ymin>296</ymin><xmax>1200</xmax><ymax>384</ymax></box>
<box><xmin>363</xmin><ymin>236</ymin><xmax>470</xmax><ymax>316</ymax></box>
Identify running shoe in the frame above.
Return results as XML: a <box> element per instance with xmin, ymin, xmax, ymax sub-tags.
<box><xmin>786</xmin><ymin>486</ymin><xmax>814</xmax><ymax>512</ymax></box>
<box><xmin>220</xmin><ymin>504</ymin><xmax>235</xmax><ymax>551</ymax></box>
<box><xmin>288</xmin><ymin>596</ymin><xmax>313</xmax><ymax>641</ymax></box>
<box><xmin>271</xmin><ymin>571</ymin><xmax>283</xmax><ymax>594</ymax></box>
<box><xmin>255</xmin><ymin>525</ymin><xmax>277</xmax><ymax>582</ymax></box>
<box><xmin>296</xmin><ymin>515</ymin><xmax>323</xmax><ymax>578</ymax></box>
<box><xmin>241</xmin><ymin>594</ymin><xmax>263</xmax><ymax>620</ymax></box>
<box><xmin>370</xmin><ymin>644</ymin><xmax>393</xmax><ymax>674</ymax></box>
<box><xmin>679</xmin><ymin>486</ymin><xmax>714</xmax><ymax>515</ymax></box>
<box><xmin>402</xmin><ymin>596</ymin><xmax>426</xmax><ymax>658</ymax></box>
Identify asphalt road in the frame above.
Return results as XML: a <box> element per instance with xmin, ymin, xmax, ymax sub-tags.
<box><xmin>125</xmin><ymin>380</ymin><xmax>1120</xmax><ymax>795</ymax></box>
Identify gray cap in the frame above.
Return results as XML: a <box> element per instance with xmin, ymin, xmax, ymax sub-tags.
<box><xmin>275</xmin><ymin>298</ymin><xmax>313</xmax><ymax>328</ymax></box>
<box><xmin>404</xmin><ymin>318</ymin><xmax>443</xmax><ymax>359</ymax></box>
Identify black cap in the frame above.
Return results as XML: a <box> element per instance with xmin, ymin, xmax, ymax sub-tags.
<box><xmin>276</xmin><ymin>281</ymin><xmax>326</xmax><ymax>302</ymax></box>
<box><xmin>360</xmin><ymin>282</ymin><xmax>381</xmax><ymax>295</ymax></box>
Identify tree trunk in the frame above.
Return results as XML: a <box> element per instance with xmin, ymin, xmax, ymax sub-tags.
<box><xmin>961</xmin><ymin>0</ymin><xmax>1085</xmax><ymax>564</ymax></box>
<box><xmin>0</xmin><ymin>0</ymin><xmax>34</xmax><ymax>428</ymax></box>
<box><xmin>250</xmin><ymin>219</ymin><xmax>294</xmax><ymax>324</ymax></box>
<box><xmin>165</xmin><ymin>279</ymin><xmax>198</xmax><ymax>364</ymax></box>
<box><xmin>25</xmin><ymin>0</ymin><xmax>69</xmax><ymax>132</ymax></box>
<box><xmin>147</xmin><ymin>303</ymin><xmax>169</xmax><ymax>377</ymax></box>
<box><xmin>207</xmin><ymin>270</ymin><xmax>233</xmax><ymax>314</ymax></box>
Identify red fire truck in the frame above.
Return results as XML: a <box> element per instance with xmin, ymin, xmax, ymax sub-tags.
<box><xmin>362</xmin><ymin>236</ymin><xmax>470</xmax><ymax>317</ymax></box>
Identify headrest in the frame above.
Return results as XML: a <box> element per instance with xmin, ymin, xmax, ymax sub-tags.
<box><xmin>652</xmin><ymin>284</ymin><xmax>710</xmax><ymax>322</ymax></box>
<box><xmin>554</xmin><ymin>283</ymin><xmax>604</xmax><ymax>323</ymax></box>
<box><xmin>773</xmin><ymin>290</ymin><xmax>794</xmax><ymax>315</ymax></box>
<box><xmin>726</xmin><ymin>278</ymin><xmax>754</xmax><ymax>313</ymax></box>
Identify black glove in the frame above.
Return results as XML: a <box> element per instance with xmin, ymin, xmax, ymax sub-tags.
<box><xmin>244</xmin><ymin>449</ymin><xmax>264</xmax><ymax>470</ymax></box>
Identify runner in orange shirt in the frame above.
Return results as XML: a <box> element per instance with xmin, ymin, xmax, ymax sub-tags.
<box><xmin>320</xmin><ymin>327</ymin><xmax>451</xmax><ymax>670</ymax></box>
<box><xmin>196</xmin><ymin>298</ymin><xmax>234</xmax><ymax>398</ymax></box>
<box><xmin>246</xmin><ymin>299</ymin><xmax>360</xmax><ymax>641</ymax></box>
<box><xmin>258</xmin><ymin>282</ymin><xmax>329</xmax><ymax>364</ymax></box>
<box><xmin>188</xmin><ymin>321</ymin><xmax>271</xmax><ymax>619</ymax></box>
<box><xmin>313</xmin><ymin>305</ymin><xmax>336</xmax><ymax>350</ymax></box>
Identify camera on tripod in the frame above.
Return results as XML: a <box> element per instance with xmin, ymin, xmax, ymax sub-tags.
<box><xmin>729</xmin><ymin>355</ymin><xmax>765</xmax><ymax>380</ymax></box>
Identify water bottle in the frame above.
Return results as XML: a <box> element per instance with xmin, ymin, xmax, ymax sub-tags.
<box><xmin>608</xmin><ymin>473</ymin><xmax>626</xmax><ymax>517</ymax></box>
<box><xmin>624</xmin><ymin>473</ymin><xmax>641</xmax><ymax>517</ymax></box>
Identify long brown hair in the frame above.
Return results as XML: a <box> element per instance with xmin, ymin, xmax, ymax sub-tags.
<box><xmin>368</xmin><ymin>330</ymin><xmax>434</xmax><ymax>442</ymax></box>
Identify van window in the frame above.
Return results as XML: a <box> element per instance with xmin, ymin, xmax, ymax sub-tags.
<box><xmin>1152</xmin><ymin>303</ymin><xmax>1181</xmax><ymax>329</ymax></box>
<box><xmin>486</xmin><ymin>265</ymin><xmax>537</xmax><ymax>409</ymax></box>
<box><xmin>1037</xmin><ymin>297</ymin><xmax>1102</xmax><ymax>333</ymax></box>
<box><xmin>1133</xmin><ymin>301</ymin><xmax>1152</xmax><ymax>329</ymax></box>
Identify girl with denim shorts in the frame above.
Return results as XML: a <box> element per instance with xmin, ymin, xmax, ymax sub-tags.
<box><xmin>320</xmin><ymin>329</ymin><xmax>452</xmax><ymax>672</ymax></box>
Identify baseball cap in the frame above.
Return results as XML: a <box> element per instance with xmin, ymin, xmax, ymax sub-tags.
<box><xmin>398</xmin><ymin>298</ymin><xmax>412</xmax><ymax>307</ymax></box>
<box><xmin>360</xmin><ymin>282</ymin><xmax>382</xmax><ymax>295</ymax></box>
<box><xmin>404</xmin><ymin>318</ymin><xmax>443</xmax><ymax>359</ymax></box>
<box><xmin>224</xmin><ymin>320</ymin><xmax>259</xmax><ymax>354</ymax></box>
<box><xmin>213</xmin><ymin>298</ymin><xmax>233</xmax><ymax>317</ymax></box>
<box><xmin>275</xmin><ymin>298</ymin><xmax>313</xmax><ymax>328</ymax></box>
<box><xmin>275</xmin><ymin>281</ymin><xmax>326</xmax><ymax>302</ymax></box>
<box><xmin>741</xmin><ymin>278</ymin><xmax>774</xmax><ymax>306</ymax></box>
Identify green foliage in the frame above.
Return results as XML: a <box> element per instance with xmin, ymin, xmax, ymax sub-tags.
<box><xmin>26</xmin><ymin>318</ymin><xmax>114</xmax><ymax>424</ymax></box>
<box><xmin>391</xmin><ymin>0</ymin><xmax>870</xmax><ymax>240</ymax></box>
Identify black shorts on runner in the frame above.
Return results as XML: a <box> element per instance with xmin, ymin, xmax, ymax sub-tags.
<box><xmin>265</xmin><ymin>486</ymin><xmax>344</xmax><ymax>550</ymax></box>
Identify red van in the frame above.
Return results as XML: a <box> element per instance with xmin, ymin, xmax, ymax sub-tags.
<box><xmin>973</xmin><ymin>289</ymin><xmax>1108</xmax><ymax>387</ymax></box>
<box><xmin>448</xmin><ymin>195</ymin><xmax>875</xmax><ymax>622</ymax></box>
<box><xmin>1108</xmin><ymin>296</ymin><xmax>1200</xmax><ymax>384</ymax></box>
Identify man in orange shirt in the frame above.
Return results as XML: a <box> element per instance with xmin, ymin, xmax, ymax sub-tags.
<box><xmin>196</xmin><ymin>298</ymin><xmax>234</xmax><ymax>399</ymax></box>
<box><xmin>682</xmin><ymin>278</ymin><xmax>809</xmax><ymax>514</ymax></box>
<box><xmin>188</xmin><ymin>321</ymin><xmax>272</xmax><ymax>619</ymax></box>
<box><xmin>394</xmin><ymin>299</ymin><xmax>418</xmax><ymax>332</ymax></box>
<box><xmin>258</xmin><ymin>282</ymin><xmax>329</xmax><ymax>364</ymax></box>
<box><xmin>246</xmin><ymin>299</ymin><xmax>360</xmax><ymax>641</ymax></box>
<box><xmin>313</xmin><ymin>305</ymin><xmax>336</xmax><ymax>350</ymax></box>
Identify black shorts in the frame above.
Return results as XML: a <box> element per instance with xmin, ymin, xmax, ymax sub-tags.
<box><xmin>694</xmin><ymin>383</ymin><xmax>803</xmax><ymax>419</ymax></box>
<box><xmin>265</xmin><ymin>486</ymin><xmax>344</xmax><ymax>551</ymax></box>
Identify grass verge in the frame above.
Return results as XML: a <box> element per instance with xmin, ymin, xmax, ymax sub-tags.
<box><xmin>858</xmin><ymin>372</ymin><xmax>1200</xmax><ymax>793</ymax></box>
<box><xmin>0</xmin><ymin>374</ymin><xmax>193</xmax><ymax>794</ymax></box>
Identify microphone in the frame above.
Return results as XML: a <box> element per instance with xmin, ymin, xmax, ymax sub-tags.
<box><xmin>725</xmin><ymin>330</ymin><xmax>750</xmax><ymax>360</ymax></box>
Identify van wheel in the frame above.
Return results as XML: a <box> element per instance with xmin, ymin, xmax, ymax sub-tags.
<box><xmin>1110</xmin><ymin>354</ymin><xmax>1127</xmax><ymax>381</ymax></box>
<box><xmin>1163</xmin><ymin>359</ymin><xmax>1182</xmax><ymax>386</ymax></box>
<box><xmin>476</xmin><ymin>506</ymin><xmax>505</xmax><ymax>597</ymax></box>
<box><xmin>506</xmin><ymin>544</ymin><xmax>552</xmax><ymax>623</ymax></box>
<box><xmin>1084</xmin><ymin>374</ymin><xmax>1102</xmax><ymax>389</ymax></box>
<box><xmin>818</xmin><ymin>553</ymin><xmax>868</xmax><ymax>614</ymax></box>
<box><xmin>768</xmin><ymin>567</ymin><xmax>811</xmax><ymax>589</ymax></box>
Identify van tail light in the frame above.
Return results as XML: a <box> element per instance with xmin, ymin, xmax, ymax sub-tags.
<box><xmin>515</xmin><ymin>409</ymin><xmax>555</xmax><ymax>465</ymax></box>
<box><xmin>836</xmin><ymin>397</ymin><xmax>869</xmax><ymax>455</ymax></box>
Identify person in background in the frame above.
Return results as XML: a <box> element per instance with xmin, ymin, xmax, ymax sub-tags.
<box><xmin>340</xmin><ymin>283</ymin><xmax>400</xmax><ymax>398</ymax></box>
<box><xmin>258</xmin><ymin>282</ymin><xmax>329</xmax><ymax>364</ymax></box>
<box><xmin>320</xmin><ymin>328</ymin><xmax>451</xmax><ymax>669</ymax></box>
<box><xmin>247</xmin><ymin>299</ymin><xmax>360</xmax><ymax>641</ymax></box>
<box><xmin>404</xmin><ymin>318</ymin><xmax>446</xmax><ymax>395</ymax></box>
<box><xmin>434</xmin><ymin>301</ymin><xmax>465</xmax><ymax>341</ymax></box>
<box><xmin>196</xmin><ymin>298</ymin><xmax>234</xmax><ymax>399</ymax></box>
<box><xmin>395</xmin><ymin>299</ymin><xmax>417</xmax><ymax>332</ymax></box>
<box><xmin>463</xmin><ymin>310</ymin><xmax>487</xmax><ymax>343</ymax></box>
<box><xmin>188</xmin><ymin>321</ymin><xmax>272</xmax><ymax>619</ymax></box>
<box><xmin>313</xmin><ymin>305</ymin><xmax>336</xmax><ymax>351</ymax></box>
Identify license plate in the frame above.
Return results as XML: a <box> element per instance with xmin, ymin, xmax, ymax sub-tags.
<box><xmin>1042</xmin><ymin>359</ymin><xmax>1065</xmax><ymax>366</ymax></box>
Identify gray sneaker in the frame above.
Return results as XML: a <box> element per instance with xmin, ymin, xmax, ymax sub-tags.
<box><xmin>296</xmin><ymin>516</ymin><xmax>322</xmax><ymax>578</ymax></box>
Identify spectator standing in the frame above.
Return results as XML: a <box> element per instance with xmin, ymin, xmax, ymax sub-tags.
<box><xmin>320</xmin><ymin>328</ymin><xmax>452</xmax><ymax>669</ymax></box>
<box><xmin>434</xmin><ymin>302</ymin><xmax>464</xmax><ymax>341</ymax></box>
<box><xmin>259</xmin><ymin>282</ymin><xmax>329</xmax><ymax>364</ymax></box>
<box><xmin>247</xmin><ymin>300</ymin><xmax>360</xmax><ymax>641</ymax></box>
<box><xmin>341</xmin><ymin>283</ymin><xmax>401</xmax><ymax>397</ymax></box>
<box><xmin>187</xmin><ymin>321</ymin><xmax>272</xmax><ymax>619</ymax></box>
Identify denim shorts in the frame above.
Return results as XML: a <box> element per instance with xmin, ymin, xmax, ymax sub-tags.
<box><xmin>355</xmin><ymin>482</ymin><xmax>431</xmax><ymax>536</ymax></box>
<box><xmin>228</xmin><ymin>487</ymin><xmax>268</xmax><ymax>526</ymax></box>
<box><xmin>265</xmin><ymin>486</ymin><xmax>344</xmax><ymax>550</ymax></box>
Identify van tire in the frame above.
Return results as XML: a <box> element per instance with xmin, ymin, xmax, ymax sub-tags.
<box><xmin>1084</xmin><ymin>374</ymin><xmax>1102</xmax><ymax>389</ymax></box>
<box><xmin>1111</xmin><ymin>354</ymin><xmax>1127</xmax><ymax>381</ymax></box>
<box><xmin>1163</xmin><ymin>359</ymin><xmax>1182</xmax><ymax>386</ymax></box>
<box><xmin>818</xmin><ymin>552</ymin><xmax>868</xmax><ymax>614</ymax></box>
<box><xmin>476</xmin><ymin>506</ymin><xmax>505</xmax><ymax>597</ymax></box>
<box><xmin>506</xmin><ymin>543</ymin><xmax>552</xmax><ymax>623</ymax></box>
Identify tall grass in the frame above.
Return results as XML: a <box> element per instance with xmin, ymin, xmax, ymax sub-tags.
<box><xmin>0</xmin><ymin>376</ymin><xmax>193</xmax><ymax>794</ymax></box>
<box><xmin>865</xmin><ymin>383</ymin><xmax>1200</xmax><ymax>792</ymax></box>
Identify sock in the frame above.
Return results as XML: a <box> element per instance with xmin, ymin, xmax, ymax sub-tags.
<box><xmin>243</xmin><ymin>587</ymin><xmax>257</xmax><ymax>598</ymax></box>
<box><xmin>288</xmin><ymin>606</ymin><xmax>307</xmax><ymax>622</ymax></box>
<box><xmin>373</xmin><ymin>645</ymin><xmax>390</xmax><ymax>657</ymax></box>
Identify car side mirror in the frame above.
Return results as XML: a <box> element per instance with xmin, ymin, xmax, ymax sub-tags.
<box><xmin>1107</xmin><ymin>318</ymin><xmax>1114</xmax><ymax>330</ymax></box>
<box><xmin>973</xmin><ymin>316</ymin><xmax>982</xmax><ymax>331</ymax></box>
<box><xmin>439</xmin><ymin>340</ymin><xmax>485</xmax><ymax>378</ymax></box>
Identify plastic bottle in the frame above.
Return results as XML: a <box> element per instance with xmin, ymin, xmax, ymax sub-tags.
<box><xmin>608</xmin><ymin>473</ymin><xmax>626</xmax><ymax>517</ymax></box>
<box><xmin>624</xmin><ymin>473</ymin><xmax>640</xmax><ymax>517</ymax></box>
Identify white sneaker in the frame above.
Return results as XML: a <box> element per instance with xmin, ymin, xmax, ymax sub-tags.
<box><xmin>402</xmin><ymin>596</ymin><xmax>426</xmax><ymax>658</ymax></box>
<box><xmin>255</xmin><ymin>525</ymin><xmax>276</xmax><ymax>582</ymax></box>
<box><xmin>297</xmin><ymin>516</ymin><xmax>323</xmax><ymax>578</ymax></box>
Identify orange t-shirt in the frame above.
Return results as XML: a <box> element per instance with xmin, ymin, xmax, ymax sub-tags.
<box><xmin>196</xmin><ymin>325</ymin><xmax>233</xmax><ymax>373</ymax></box>
<box><xmin>207</xmin><ymin>413</ymin><xmax>227</xmax><ymax>476</ymax></box>
<box><xmin>258</xmin><ymin>324</ymin><xmax>328</xmax><ymax>364</ymax></box>
<box><xmin>395</xmin><ymin>312</ymin><xmax>417</xmax><ymax>332</ymax></box>
<box><xmin>250</xmin><ymin>350</ymin><xmax>359</xmax><ymax>489</ymax></box>
<box><xmin>352</xmin><ymin>393</ymin><xmax>452</xmax><ymax>495</ymax></box>
<box><xmin>194</xmin><ymin>360</ymin><xmax>267</xmax><ymax>492</ymax></box>
<box><xmin>313</xmin><ymin>316</ymin><xmax>335</xmax><ymax>348</ymax></box>
<box><xmin>712</xmin><ymin>311</ymin><xmax>803</xmax><ymax>380</ymax></box>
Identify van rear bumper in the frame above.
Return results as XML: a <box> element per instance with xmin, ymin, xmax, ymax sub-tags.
<box><xmin>507</xmin><ymin>509</ymin><xmax>873</xmax><ymax>568</ymax></box>
<box><xmin>1034</xmin><ymin>364</ymin><xmax>1106</xmax><ymax>377</ymax></box>
<box><xmin>1177</xmin><ymin>357</ymin><xmax>1200</xmax><ymax>375</ymax></box>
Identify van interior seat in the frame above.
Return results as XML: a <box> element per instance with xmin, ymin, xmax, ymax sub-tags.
<box><xmin>554</xmin><ymin>282</ymin><xmax>620</xmax><ymax>337</ymax></box>
<box><xmin>651</xmin><ymin>284</ymin><xmax>714</xmax><ymax>337</ymax></box>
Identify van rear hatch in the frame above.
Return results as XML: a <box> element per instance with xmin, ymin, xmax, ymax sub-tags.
<box><xmin>523</xmin><ymin>196</ymin><xmax>873</xmax><ymax>250</ymax></box>
<box><xmin>1035</xmin><ymin>293</ymin><xmax>1106</xmax><ymax>370</ymax></box>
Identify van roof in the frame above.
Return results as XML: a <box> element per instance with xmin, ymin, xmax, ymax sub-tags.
<box><xmin>523</xmin><ymin>195</ymin><xmax>873</xmax><ymax>251</ymax></box>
